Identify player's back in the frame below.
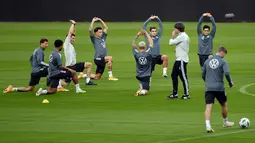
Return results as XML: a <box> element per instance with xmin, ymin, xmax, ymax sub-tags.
<box><xmin>204</xmin><ymin>55</ymin><xmax>226</xmax><ymax>91</ymax></box>
<box><xmin>134</xmin><ymin>51</ymin><xmax>152</xmax><ymax>77</ymax></box>
<box><xmin>49</xmin><ymin>50</ymin><xmax>62</xmax><ymax>77</ymax></box>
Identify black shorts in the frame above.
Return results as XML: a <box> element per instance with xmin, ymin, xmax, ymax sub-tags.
<box><xmin>94</xmin><ymin>57</ymin><xmax>106</xmax><ymax>74</ymax></box>
<box><xmin>136</xmin><ymin>76</ymin><xmax>150</xmax><ymax>91</ymax></box>
<box><xmin>152</xmin><ymin>55</ymin><xmax>163</xmax><ymax>71</ymax></box>
<box><xmin>67</xmin><ymin>62</ymin><xmax>85</xmax><ymax>72</ymax></box>
<box><xmin>49</xmin><ymin>71</ymin><xmax>72</xmax><ymax>88</ymax></box>
<box><xmin>198</xmin><ymin>55</ymin><xmax>209</xmax><ymax>68</ymax></box>
<box><xmin>29</xmin><ymin>68</ymin><xmax>48</xmax><ymax>86</ymax></box>
<box><xmin>205</xmin><ymin>91</ymin><xmax>227</xmax><ymax>105</ymax></box>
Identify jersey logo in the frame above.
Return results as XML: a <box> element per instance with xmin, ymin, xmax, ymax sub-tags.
<box><xmin>138</xmin><ymin>57</ymin><xmax>147</xmax><ymax>65</ymax></box>
<box><xmin>101</xmin><ymin>42</ymin><xmax>106</xmax><ymax>48</ymax></box>
<box><xmin>209</xmin><ymin>59</ymin><xmax>219</xmax><ymax>69</ymax></box>
<box><xmin>201</xmin><ymin>35</ymin><xmax>210</xmax><ymax>40</ymax></box>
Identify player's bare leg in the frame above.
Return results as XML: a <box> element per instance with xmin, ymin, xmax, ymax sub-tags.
<box><xmin>221</xmin><ymin>103</ymin><xmax>234</xmax><ymax>127</ymax></box>
<box><xmin>3</xmin><ymin>85</ymin><xmax>35</xmax><ymax>93</ymax></box>
<box><xmin>205</xmin><ymin>104</ymin><xmax>214</xmax><ymax>133</ymax></box>
<box><xmin>161</xmin><ymin>54</ymin><xmax>168</xmax><ymax>77</ymax></box>
<box><xmin>105</xmin><ymin>56</ymin><xmax>118</xmax><ymax>81</ymax></box>
<box><xmin>83</xmin><ymin>62</ymin><xmax>97</xmax><ymax>85</ymax></box>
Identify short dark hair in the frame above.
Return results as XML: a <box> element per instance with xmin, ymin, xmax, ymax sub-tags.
<box><xmin>54</xmin><ymin>39</ymin><xmax>63</xmax><ymax>48</ymax></box>
<box><xmin>150</xmin><ymin>27</ymin><xmax>157</xmax><ymax>31</ymax></box>
<box><xmin>66</xmin><ymin>34</ymin><xmax>76</xmax><ymax>37</ymax></box>
<box><xmin>40</xmin><ymin>38</ymin><xmax>48</xmax><ymax>44</ymax></box>
<box><xmin>203</xmin><ymin>25</ymin><xmax>211</xmax><ymax>30</ymax></box>
<box><xmin>174</xmin><ymin>22</ymin><xmax>185</xmax><ymax>32</ymax></box>
<box><xmin>94</xmin><ymin>27</ymin><xmax>102</xmax><ymax>33</ymax></box>
<box><xmin>218</xmin><ymin>46</ymin><xmax>227</xmax><ymax>54</ymax></box>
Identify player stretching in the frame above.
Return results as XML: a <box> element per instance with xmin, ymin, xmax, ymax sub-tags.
<box><xmin>89</xmin><ymin>17</ymin><xmax>118</xmax><ymax>80</ymax></box>
<box><xmin>3</xmin><ymin>38</ymin><xmax>49</xmax><ymax>93</ymax></box>
<box><xmin>57</xmin><ymin>20</ymin><xmax>97</xmax><ymax>92</ymax></box>
<box><xmin>143</xmin><ymin>15</ymin><xmax>168</xmax><ymax>77</ymax></box>
<box><xmin>202</xmin><ymin>46</ymin><xmax>234</xmax><ymax>133</ymax></box>
<box><xmin>197</xmin><ymin>13</ymin><xmax>216</xmax><ymax>70</ymax></box>
<box><xmin>36</xmin><ymin>40</ymin><xmax>86</xmax><ymax>96</ymax></box>
<box><xmin>132</xmin><ymin>30</ymin><xmax>153</xmax><ymax>96</ymax></box>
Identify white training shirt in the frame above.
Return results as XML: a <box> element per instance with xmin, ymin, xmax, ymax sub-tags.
<box><xmin>64</xmin><ymin>36</ymin><xmax>76</xmax><ymax>66</ymax></box>
<box><xmin>169</xmin><ymin>32</ymin><xmax>190</xmax><ymax>63</ymax></box>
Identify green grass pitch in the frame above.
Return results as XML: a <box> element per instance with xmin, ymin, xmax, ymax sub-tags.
<box><xmin>0</xmin><ymin>22</ymin><xmax>255</xmax><ymax>143</ymax></box>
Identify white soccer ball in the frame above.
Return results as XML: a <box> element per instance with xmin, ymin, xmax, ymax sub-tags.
<box><xmin>239</xmin><ymin>118</ymin><xmax>250</xmax><ymax>128</ymax></box>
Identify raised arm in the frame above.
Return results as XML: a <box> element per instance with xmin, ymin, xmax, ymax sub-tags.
<box><xmin>197</xmin><ymin>13</ymin><xmax>207</xmax><ymax>35</ymax></box>
<box><xmin>98</xmin><ymin>18</ymin><xmax>108</xmax><ymax>33</ymax></box>
<box><xmin>89</xmin><ymin>17</ymin><xmax>97</xmax><ymax>36</ymax></box>
<box><xmin>208</xmin><ymin>14</ymin><xmax>216</xmax><ymax>37</ymax></box>
<box><xmin>142</xmin><ymin>17</ymin><xmax>152</xmax><ymax>33</ymax></box>
<box><xmin>169</xmin><ymin>30</ymin><xmax>182</xmax><ymax>46</ymax></box>
<box><xmin>156</xmin><ymin>16</ymin><xmax>163</xmax><ymax>37</ymax></box>
<box><xmin>132</xmin><ymin>31</ymin><xmax>141</xmax><ymax>48</ymax></box>
<box><xmin>143</xmin><ymin>30</ymin><xmax>153</xmax><ymax>47</ymax></box>
<box><xmin>67</xmin><ymin>20</ymin><xmax>76</xmax><ymax>37</ymax></box>
<box><xmin>223</xmin><ymin>61</ymin><xmax>233</xmax><ymax>88</ymax></box>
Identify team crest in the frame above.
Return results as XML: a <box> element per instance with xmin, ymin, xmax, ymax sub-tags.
<box><xmin>138</xmin><ymin>57</ymin><xmax>147</xmax><ymax>65</ymax></box>
<box><xmin>209</xmin><ymin>59</ymin><xmax>219</xmax><ymax>69</ymax></box>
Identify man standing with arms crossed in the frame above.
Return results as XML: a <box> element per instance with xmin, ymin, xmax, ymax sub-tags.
<box><xmin>197</xmin><ymin>13</ymin><xmax>217</xmax><ymax>70</ymax></box>
<box><xmin>143</xmin><ymin>15</ymin><xmax>168</xmax><ymax>77</ymax></box>
<box><xmin>202</xmin><ymin>46</ymin><xmax>234</xmax><ymax>133</ymax></box>
<box><xmin>89</xmin><ymin>17</ymin><xmax>118</xmax><ymax>81</ymax></box>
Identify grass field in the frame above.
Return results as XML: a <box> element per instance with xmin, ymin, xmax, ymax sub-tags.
<box><xmin>0</xmin><ymin>22</ymin><xmax>255</xmax><ymax>143</ymax></box>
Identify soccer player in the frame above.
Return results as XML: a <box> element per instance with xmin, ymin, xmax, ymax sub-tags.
<box><xmin>143</xmin><ymin>15</ymin><xmax>168</xmax><ymax>77</ymax></box>
<box><xmin>132</xmin><ymin>30</ymin><xmax>153</xmax><ymax>96</ymax></box>
<box><xmin>89</xmin><ymin>17</ymin><xmax>118</xmax><ymax>81</ymax></box>
<box><xmin>57</xmin><ymin>20</ymin><xmax>96</xmax><ymax>92</ymax></box>
<box><xmin>202</xmin><ymin>46</ymin><xmax>234</xmax><ymax>133</ymax></box>
<box><xmin>3</xmin><ymin>38</ymin><xmax>49</xmax><ymax>93</ymax></box>
<box><xmin>36</xmin><ymin>40</ymin><xmax>86</xmax><ymax>96</ymax></box>
<box><xmin>167</xmin><ymin>22</ymin><xmax>190</xmax><ymax>99</ymax></box>
<box><xmin>197</xmin><ymin>13</ymin><xmax>216</xmax><ymax>69</ymax></box>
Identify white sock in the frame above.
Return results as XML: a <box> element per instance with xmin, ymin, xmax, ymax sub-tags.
<box><xmin>163</xmin><ymin>68</ymin><xmax>167</xmax><ymax>75</ymax></box>
<box><xmin>86</xmin><ymin>78</ymin><xmax>90</xmax><ymax>83</ymax></box>
<box><xmin>206</xmin><ymin>120</ymin><xmax>211</xmax><ymax>129</ymax></box>
<box><xmin>82</xmin><ymin>74</ymin><xmax>87</xmax><ymax>78</ymax></box>
<box><xmin>57</xmin><ymin>80</ymin><xmax>62</xmax><ymax>88</ymax></box>
<box><xmin>223</xmin><ymin>118</ymin><xmax>228</xmax><ymax>124</ymax></box>
<box><xmin>42</xmin><ymin>90</ymin><xmax>47</xmax><ymax>94</ymax></box>
<box><xmin>108</xmin><ymin>71</ymin><xmax>113</xmax><ymax>77</ymax></box>
<box><xmin>75</xmin><ymin>84</ymin><xmax>80</xmax><ymax>89</ymax></box>
<box><xmin>13</xmin><ymin>88</ymin><xmax>18</xmax><ymax>91</ymax></box>
<box><xmin>140</xmin><ymin>90</ymin><xmax>146</xmax><ymax>95</ymax></box>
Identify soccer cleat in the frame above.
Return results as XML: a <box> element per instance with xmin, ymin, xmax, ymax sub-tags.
<box><xmin>78</xmin><ymin>72</ymin><xmax>84</xmax><ymax>79</ymax></box>
<box><xmin>108</xmin><ymin>76</ymin><xmax>118</xmax><ymax>81</ymax></box>
<box><xmin>223</xmin><ymin>121</ymin><xmax>235</xmax><ymax>128</ymax></box>
<box><xmin>166</xmin><ymin>94</ymin><xmax>178</xmax><ymax>99</ymax></box>
<box><xmin>36</xmin><ymin>88</ymin><xmax>43</xmax><ymax>96</ymax></box>
<box><xmin>57</xmin><ymin>87</ymin><xmax>69</xmax><ymax>92</ymax></box>
<box><xmin>181</xmin><ymin>95</ymin><xmax>190</xmax><ymax>100</ymax></box>
<box><xmin>162</xmin><ymin>74</ymin><xmax>168</xmax><ymax>78</ymax></box>
<box><xmin>86</xmin><ymin>81</ymin><xmax>97</xmax><ymax>86</ymax></box>
<box><xmin>76</xmin><ymin>88</ymin><xmax>86</xmax><ymax>93</ymax></box>
<box><xmin>206</xmin><ymin>128</ymin><xmax>215</xmax><ymax>133</ymax></box>
<box><xmin>3</xmin><ymin>85</ymin><xmax>13</xmax><ymax>93</ymax></box>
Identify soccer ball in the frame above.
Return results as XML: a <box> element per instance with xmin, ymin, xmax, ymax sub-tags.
<box><xmin>239</xmin><ymin>118</ymin><xmax>250</xmax><ymax>128</ymax></box>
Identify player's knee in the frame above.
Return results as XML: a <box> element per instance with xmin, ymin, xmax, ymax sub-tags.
<box><xmin>162</xmin><ymin>55</ymin><xmax>168</xmax><ymax>60</ymax></box>
<box><xmin>85</xmin><ymin>62</ymin><xmax>92</xmax><ymax>68</ymax></box>
<box><xmin>107</xmin><ymin>56</ymin><xmax>113</xmax><ymax>62</ymax></box>
<box><xmin>27</xmin><ymin>86</ymin><xmax>35</xmax><ymax>91</ymax></box>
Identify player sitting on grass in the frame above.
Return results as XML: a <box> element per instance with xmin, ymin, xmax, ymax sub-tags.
<box><xmin>36</xmin><ymin>39</ymin><xmax>86</xmax><ymax>96</ymax></box>
<box><xmin>3</xmin><ymin>38</ymin><xmax>49</xmax><ymax>93</ymax></box>
<box><xmin>57</xmin><ymin>20</ymin><xmax>97</xmax><ymax>92</ymax></box>
<box><xmin>202</xmin><ymin>46</ymin><xmax>234</xmax><ymax>133</ymax></box>
<box><xmin>132</xmin><ymin>30</ymin><xmax>153</xmax><ymax>96</ymax></box>
<box><xmin>89</xmin><ymin>17</ymin><xmax>118</xmax><ymax>81</ymax></box>
<box><xmin>143</xmin><ymin>15</ymin><xmax>168</xmax><ymax>77</ymax></box>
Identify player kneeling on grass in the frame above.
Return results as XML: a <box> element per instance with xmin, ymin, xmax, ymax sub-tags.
<box><xmin>89</xmin><ymin>17</ymin><xmax>118</xmax><ymax>81</ymax></box>
<box><xmin>3</xmin><ymin>38</ymin><xmax>49</xmax><ymax>93</ymax></box>
<box><xmin>132</xmin><ymin>30</ymin><xmax>153</xmax><ymax>96</ymax></box>
<box><xmin>36</xmin><ymin>40</ymin><xmax>86</xmax><ymax>96</ymax></box>
<box><xmin>202</xmin><ymin>46</ymin><xmax>234</xmax><ymax>133</ymax></box>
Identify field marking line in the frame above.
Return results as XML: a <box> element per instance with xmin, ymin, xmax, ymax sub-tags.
<box><xmin>156</xmin><ymin>129</ymin><xmax>255</xmax><ymax>143</ymax></box>
<box><xmin>239</xmin><ymin>83</ymin><xmax>255</xmax><ymax>97</ymax></box>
